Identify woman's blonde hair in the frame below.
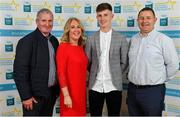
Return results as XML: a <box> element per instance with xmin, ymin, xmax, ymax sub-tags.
<box><xmin>61</xmin><ymin>17</ymin><xmax>86</xmax><ymax>46</ymax></box>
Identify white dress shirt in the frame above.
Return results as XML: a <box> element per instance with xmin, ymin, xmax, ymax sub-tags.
<box><xmin>92</xmin><ymin>29</ymin><xmax>117</xmax><ymax>93</ymax></box>
<box><xmin>128</xmin><ymin>29</ymin><xmax>179</xmax><ymax>85</ymax></box>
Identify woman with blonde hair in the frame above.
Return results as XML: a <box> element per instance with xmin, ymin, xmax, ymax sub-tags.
<box><xmin>56</xmin><ymin>17</ymin><xmax>87</xmax><ymax>116</ymax></box>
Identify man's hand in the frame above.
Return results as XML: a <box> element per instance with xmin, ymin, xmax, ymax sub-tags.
<box><xmin>22</xmin><ymin>97</ymin><xmax>38</xmax><ymax>110</ymax></box>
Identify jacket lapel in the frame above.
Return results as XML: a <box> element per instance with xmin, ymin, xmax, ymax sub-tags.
<box><xmin>109</xmin><ymin>30</ymin><xmax>115</xmax><ymax>59</ymax></box>
<box><xmin>95</xmin><ymin>31</ymin><xmax>101</xmax><ymax>60</ymax></box>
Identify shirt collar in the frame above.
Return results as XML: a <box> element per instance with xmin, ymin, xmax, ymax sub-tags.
<box><xmin>139</xmin><ymin>29</ymin><xmax>156</xmax><ymax>38</ymax></box>
<box><xmin>100</xmin><ymin>29</ymin><xmax>112</xmax><ymax>35</ymax></box>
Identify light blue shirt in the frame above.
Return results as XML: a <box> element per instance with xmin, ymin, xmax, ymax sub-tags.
<box><xmin>47</xmin><ymin>37</ymin><xmax>56</xmax><ymax>87</ymax></box>
<box><xmin>128</xmin><ymin>29</ymin><xmax>179</xmax><ymax>85</ymax></box>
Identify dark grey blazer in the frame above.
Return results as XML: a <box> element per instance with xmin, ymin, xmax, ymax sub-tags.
<box><xmin>85</xmin><ymin>30</ymin><xmax>129</xmax><ymax>91</ymax></box>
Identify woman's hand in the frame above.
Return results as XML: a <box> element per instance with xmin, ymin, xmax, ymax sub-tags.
<box><xmin>64</xmin><ymin>95</ymin><xmax>72</xmax><ymax>108</ymax></box>
<box><xmin>61</xmin><ymin>87</ymin><xmax>72</xmax><ymax>108</ymax></box>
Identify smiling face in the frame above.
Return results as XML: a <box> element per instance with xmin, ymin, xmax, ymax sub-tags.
<box><xmin>36</xmin><ymin>12</ymin><xmax>53</xmax><ymax>37</ymax></box>
<box><xmin>137</xmin><ymin>10</ymin><xmax>157</xmax><ymax>35</ymax></box>
<box><xmin>69</xmin><ymin>19</ymin><xmax>82</xmax><ymax>45</ymax></box>
<box><xmin>96</xmin><ymin>9</ymin><xmax>114</xmax><ymax>32</ymax></box>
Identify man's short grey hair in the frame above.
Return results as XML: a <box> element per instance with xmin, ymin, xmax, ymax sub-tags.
<box><xmin>36</xmin><ymin>8</ymin><xmax>53</xmax><ymax>20</ymax></box>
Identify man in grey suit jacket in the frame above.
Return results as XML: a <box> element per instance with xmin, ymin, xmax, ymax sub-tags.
<box><xmin>85</xmin><ymin>3</ymin><xmax>129</xmax><ymax>116</ymax></box>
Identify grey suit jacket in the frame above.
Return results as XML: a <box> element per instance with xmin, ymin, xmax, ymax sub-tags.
<box><xmin>85</xmin><ymin>30</ymin><xmax>129</xmax><ymax>91</ymax></box>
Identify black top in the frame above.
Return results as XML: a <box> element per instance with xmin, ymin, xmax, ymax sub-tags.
<box><xmin>13</xmin><ymin>28</ymin><xmax>59</xmax><ymax>100</ymax></box>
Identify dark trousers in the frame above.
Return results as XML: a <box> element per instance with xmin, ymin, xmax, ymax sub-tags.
<box><xmin>89</xmin><ymin>90</ymin><xmax>122</xmax><ymax>116</ymax></box>
<box><xmin>23</xmin><ymin>93</ymin><xmax>57</xmax><ymax>116</ymax></box>
<box><xmin>127</xmin><ymin>82</ymin><xmax>165</xmax><ymax>116</ymax></box>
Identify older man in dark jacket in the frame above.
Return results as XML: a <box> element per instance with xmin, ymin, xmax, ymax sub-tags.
<box><xmin>13</xmin><ymin>8</ymin><xmax>59</xmax><ymax>116</ymax></box>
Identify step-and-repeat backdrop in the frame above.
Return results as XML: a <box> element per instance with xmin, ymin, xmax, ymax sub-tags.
<box><xmin>0</xmin><ymin>0</ymin><xmax>179</xmax><ymax>116</ymax></box>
